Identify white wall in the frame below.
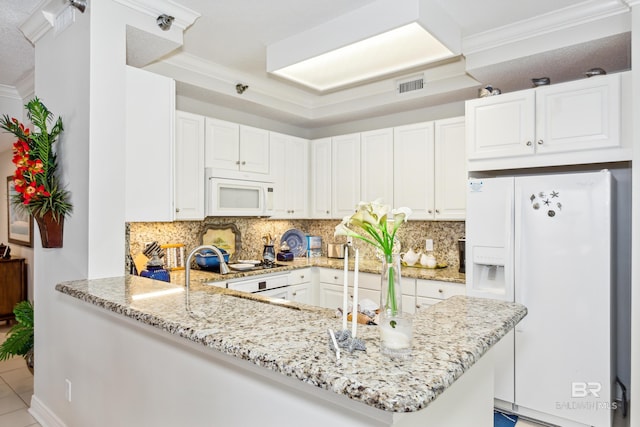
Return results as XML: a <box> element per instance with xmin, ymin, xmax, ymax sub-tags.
<box><xmin>30</xmin><ymin>1</ymin><xmax>187</xmax><ymax>423</ymax></box>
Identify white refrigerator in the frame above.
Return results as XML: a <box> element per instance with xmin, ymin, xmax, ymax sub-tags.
<box><xmin>466</xmin><ymin>170</ymin><xmax>613</xmax><ymax>427</ymax></box>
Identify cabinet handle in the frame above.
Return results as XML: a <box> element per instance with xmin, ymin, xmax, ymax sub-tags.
<box><xmin>235</xmin><ymin>160</ymin><xmax>240</xmax><ymax>165</ymax></box>
<box><xmin>300</xmin><ymin>275</ymin><xmax>305</xmax><ymax>279</ymax></box>
<box><xmin>292</xmin><ymin>292</ymin><xmax>297</xmax><ymax>296</ymax></box>
<box><xmin>438</xmin><ymin>289</ymin><xmax>443</xmax><ymax>294</ymax></box>
<box><xmin>435</xmin><ymin>209</ymin><xmax>440</xmax><ymax>214</ymax></box>
<box><xmin>537</xmin><ymin>139</ymin><xmax>544</xmax><ymax>145</ymax></box>
<box><xmin>334</xmin><ymin>276</ymin><xmax>339</xmax><ymax>280</ymax></box>
<box><xmin>526</xmin><ymin>141</ymin><xmax>532</xmax><ymax>146</ymax></box>
<box><xmin>242</xmin><ymin>161</ymin><xmax>246</xmax><ymax>165</ymax></box>
<box><xmin>175</xmin><ymin>208</ymin><xmax>180</xmax><ymax>213</ymax></box>
<box><xmin>428</xmin><ymin>209</ymin><xmax>433</xmax><ymax>214</ymax></box>
<box><xmin>326</xmin><ymin>210</ymin><xmax>330</xmax><ymax>214</ymax></box>
<box><xmin>416</xmin><ymin>304</ymin><xmax>422</xmax><ymax>309</ymax></box>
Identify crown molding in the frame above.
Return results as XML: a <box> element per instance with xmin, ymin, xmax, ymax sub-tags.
<box><xmin>15</xmin><ymin>71</ymin><xmax>35</xmax><ymax>100</ymax></box>
<box><xmin>112</xmin><ymin>0</ymin><xmax>200</xmax><ymax>31</ymax></box>
<box><xmin>19</xmin><ymin>0</ymin><xmax>54</xmax><ymax>45</ymax></box>
<box><xmin>623</xmin><ymin>0</ymin><xmax>640</xmax><ymax>6</ymax></box>
<box><xmin>0</xmin><ymin>84</ymin><xmax>21</xmax><ymax>99</ymax></box>
<box><xmin>463</xmin><ymin>0</ymin><xmax>629</xmax><ymax>54</ymax></box>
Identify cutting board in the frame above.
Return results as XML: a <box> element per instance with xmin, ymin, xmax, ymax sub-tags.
<box><xmin>133</xmin><ymin>253</ymin><xmax>149</xmax><ymax>275</ymax></box>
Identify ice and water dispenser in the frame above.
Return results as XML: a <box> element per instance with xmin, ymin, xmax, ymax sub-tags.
<box><xmin>467</xmin><ymin>246</ymin><xmax>511</xmax><ymax>301</ymax></box>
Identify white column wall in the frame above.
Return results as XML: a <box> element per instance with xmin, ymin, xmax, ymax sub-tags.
<box><xmin>31</xmin><ymin>1</ymin><xmax>185</xmax><ymax>423</ymax></box>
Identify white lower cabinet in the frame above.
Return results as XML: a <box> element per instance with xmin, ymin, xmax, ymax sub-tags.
<box><xmin>287</xmin><ymin>283</ymin><xmax>313</xmax><ymax>304</ymax></box>
<box><xmin>287</xmin><ymin>268</ymin><xmax>313</xmax><ymax>304</ymax></box>
<box><xmin>414</xmin><ymin>279</ymin><xmax>466</xmax><ymax>311</ymax></box>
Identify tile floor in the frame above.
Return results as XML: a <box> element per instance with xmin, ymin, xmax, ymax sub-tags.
<box><xmin>0</xmin><ymin>325</ymin><xmax>40</xmax><ymax>427</ymax></box>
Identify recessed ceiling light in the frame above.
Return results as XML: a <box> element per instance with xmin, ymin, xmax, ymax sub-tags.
<box><xmin>272</xmin><ymin>23</ymin><xmax>454</xmax><ymax>92</ymax></box>
<box><xmin>266</xmin><ymin>0</ymin><xmax>461</xmax><ymax>92</ymax></box>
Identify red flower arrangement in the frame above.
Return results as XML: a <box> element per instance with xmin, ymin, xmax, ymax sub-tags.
<box><xmin>1</xmin><ymin>98</ymin><xmax>72</xmax><ymax>222</ymax></box>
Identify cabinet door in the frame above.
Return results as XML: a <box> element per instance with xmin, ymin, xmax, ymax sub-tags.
<box><xmin>205</xmin><ymin>118</ymin><xmax>239</xmax><ymax>170</ymax></box>
<box><xmin>239</xmin><ymin>125</ymin><xmax>270</xmax><ymax>174</ymax></box>
<box><xmin>310</xmin><ymin>138</ymin><xmax>332</xmax><ymax>218</ymax></box>
<box><xmin>175</xmin><ymin>111</ymin><xmax>205</xmax><ymax>220</ymax></box>
<box><xmin>270</xmin><ymin>133</ymin><xmax>308</xmax><ymax>218</ymax></box>
<box><xmin>393</xmin><ymin>122</ymin><xmax>435</xmax><ymax>220</ymax></box>
<box><xmin>0</xmin><ymin>259</ymin><xmax>25</xmax><ymax>318</ymax></box>
<box><xmin>288</xmin><ymin>283</ymin><xmax>312</xmax><ymax>305</ymax></box>
<box><xmin>125</xmin><ymin>66</ymin><xmax>175</xmax><ymax>222</ymax></box>
<box><xmin>332</xmin><ymin>133</ymin><xmax>361</xmax><ymax>218</ymax></box>
<box><xmin>361</xmin><ymin>128</ymin><xmax>393</xmax><ymax>204</ymax></box>
<box><xmin>466</xmin><ymin>90</ymin><xmax>535</xmax><ymax>159</ymax></box>
<box><xmin>535</xmin><ymin>73</ymin><xmax>620</xmax><ymax>154</ymax></box>
<box><xmin>318</xmin><ymin>283</ymin><xmax>344</xmax><ymax>309</ymax></box>
<box><xmin>287</xmin><ymin>136</ymin><xmax>309</xmax><ymax>218</ymax></box>
<box><xmin>269</xmin><ymin>133</ymin><xmax>288</xmax><ymax>218</ymax></box>
<box><xmin>434</xmin><ymin>117</ymin><xmax>466</xmax><ymax>220</ymax></box>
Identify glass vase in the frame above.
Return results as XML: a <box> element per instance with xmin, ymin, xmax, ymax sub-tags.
<box><xmin>379</xmin><ymin>254</ymin><xmax>412</xmax><ymax>358</ymax></box>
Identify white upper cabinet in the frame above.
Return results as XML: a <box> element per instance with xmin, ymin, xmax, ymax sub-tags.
<box><xmin>205</xmin><ymin>118</ymin><xmax>239</xmax><ymax>170</ymax></box>
<box><xmin>125</xmin><ymin>66</ymin><xmax>175</xmax><ymax>222</ymax></box>
<box><xmin>393</xmin><ymin>119</ymin><xmax>466</xmax><ymax>220</ymax></box>
<box><xmin>270</xmin><ymin>132</ymin><xmax>308</xmax><ymax>219</ymax></box>
<box><xmin>466</xmin><ymin>90</ymin><xmax>535</xmax><ymax>160</ymax></box>
<box><xmin>331</xmin><ymin>133</ymin><xmax>361</xmax><ymax>218</ymax></box>
<box><xmin>466</xmin><ymin>72</ymin><xmax>627</xmax><ymax>171</ymax></box>
<box><xmin>309</xmin><ymin>138</ymin><xmax>332</xmax><ymax>218</ymax></box>
<box><xmin>205</xmin><ymin>119</ymin><xmax>270</xmax><ymax>179</ymax></box>
<box><xmin>239</xmin><ymin>125</ymin><xmax>270</xmax><ymax>175</ymax></box>
<box><xmin>535</xmin><ymin>74</ymin><xmax>620</xmax><ymax>153</ymax></box>
<box><xmin>434</xmin><ymin>117</ymin><xmax>466</xmax><ymax>220</ymax></box>
<box><xmin>361</xmin><ymin>128</ymin><xmax>393</xmax><ymax>205</ymax></box>
<box><xmin>174</xmin><ymin>111</ymin><xmax>205</xmax><ymax>220</ymax></box>
<box><xmin>393</xmin><ymin>122</ymin><xmax>435</xmax><ymax>220</ymax></box>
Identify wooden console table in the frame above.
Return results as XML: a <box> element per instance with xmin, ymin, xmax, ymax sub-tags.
<box><xmin>0</xmin><ymin>258</ymin><xmax>27</xmax><ymax>322</ymax></box>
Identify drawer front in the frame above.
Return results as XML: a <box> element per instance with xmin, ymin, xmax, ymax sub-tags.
<box><xmin>416</xmin><ymin>279</ymin><xmax>465</xmax><ymax>300</ymax></box>
<box><xmin>319</xmin><ymin>268</ymin><xmax>349</xmax><ymax>285</ymax></box>
<box><xmin>288</xmin><ymin>268</ymin><xmax>312</xmax><ymax>285</ymax></box>
<box><xmin>227</xmin><ymin>274</ymin><xmax>289</xmax><ymax>292</ymax></box>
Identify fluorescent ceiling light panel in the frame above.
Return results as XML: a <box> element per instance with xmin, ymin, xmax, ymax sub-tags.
<box><xmin>272</xmin><ymin>23</ymin><xmax>454</xmax><ymax>92</ymax></box>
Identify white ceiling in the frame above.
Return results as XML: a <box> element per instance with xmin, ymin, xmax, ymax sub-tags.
<box><xmin>0</xmin><ymin>0</ymin><xmax>41</xmax><ymax>89</ymax></box>
<box><xmin>0</xmin><ymin>0</ymin><xmax>632</xmax><ymax>130</ymax></box>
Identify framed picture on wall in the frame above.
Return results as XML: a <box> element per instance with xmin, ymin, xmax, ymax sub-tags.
<box><xmin>6</xmin><ymin>176</ymin><xmax>33</xmax><ymax>247</ymax></box>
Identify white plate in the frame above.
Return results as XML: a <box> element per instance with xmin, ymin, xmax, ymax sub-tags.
<box><xmin>237</xmin><ymin>259</ymin><xmax>261</xmax><ymax>265</ymax></box>
<box><xmin>229</xmin><ymin>263</ymin><xmax>256</xmax><ymax>271</ymax></box>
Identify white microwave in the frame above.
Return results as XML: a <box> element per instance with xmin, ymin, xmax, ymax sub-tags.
<box><xmin>206</xmin><ymin>172</ymin><xmax>275</xmax><ymax>217</ymax></box>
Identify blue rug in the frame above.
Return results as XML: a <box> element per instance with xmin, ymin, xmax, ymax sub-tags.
<box><xmin>494</xmin><ymin>410</ymin><xmax>518</xmax><ymax>427</ymax></box>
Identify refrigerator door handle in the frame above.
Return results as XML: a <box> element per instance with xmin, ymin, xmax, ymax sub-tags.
<box><xmin>504</xmin><ymin>182</ymin><xmax>515</xmax><ymax>302</ymax></box>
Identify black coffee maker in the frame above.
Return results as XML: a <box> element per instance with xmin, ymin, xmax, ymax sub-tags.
<box><xmin>458</xmin><ymin>238</ymin><xmax>465</xmax><ymax>273</ymax></box>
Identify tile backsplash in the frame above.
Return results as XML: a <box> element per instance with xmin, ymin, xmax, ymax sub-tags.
<box><xmin>127</xmin><ymin>218</ymin><xmax>465</xmax><ymax>270</ymax></box>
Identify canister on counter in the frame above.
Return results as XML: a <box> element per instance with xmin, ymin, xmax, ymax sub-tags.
<box><xmin>307</xmin><ymin>235</ymin><xmax>322</xmax><ymax>257</ymax></box>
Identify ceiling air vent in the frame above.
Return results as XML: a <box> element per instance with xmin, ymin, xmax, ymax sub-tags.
<box><xmin>397</xmin><ymin>74</ymin><xmax>424</xmax><ymax>95</ymax></box>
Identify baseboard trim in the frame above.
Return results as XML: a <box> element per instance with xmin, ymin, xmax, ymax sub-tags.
<box><xmin>29</xmin><ymin>395</ymin><xmax>67</xmax><ymax>427</ymax></box>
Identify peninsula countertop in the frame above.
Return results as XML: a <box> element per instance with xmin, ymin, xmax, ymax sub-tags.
<box><xmin>56</xmin><ymin>275</ymin><xmax>525</xmax><ymax>413</ymax></box>
<box><xmin>178</xmin><ymin>256</ymin><xmax>466</xmax><ymax>285</ymax></box>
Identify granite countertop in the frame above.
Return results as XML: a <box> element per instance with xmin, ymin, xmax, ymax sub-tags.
<box><xmin>56</xmin><ymin>275</ymin><xmax>526</xmax><ymax>413</ymax></box>
<box><xmin>180</xmin><ymin>256</ymin><xmax>466</xmax><ymax>285</ymax></box>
